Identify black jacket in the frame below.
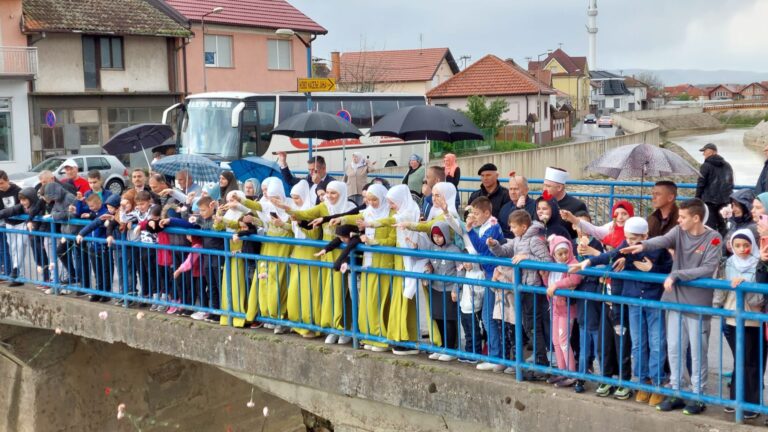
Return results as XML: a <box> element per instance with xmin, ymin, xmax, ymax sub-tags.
<box><xmin>498</xmin><ymin>195</ymin><xmax>537</xmax><ymax>238</ymax></box>
<box><xmin>467</xmin><ymin>182</ymin><xmax>511</xmax><ymax>220</ymax></box>
<box><xmin>280</xmin><ymin>166</ymin><xmax>335</xmax><ymax>205</ymax></box>
<box><xmin>756</xmin><ymin>159</ymin><xmax>768</xmax><ymax>195</ymax></box>
<box><xmin>696</xmin><ymin>154</ymin><xmax>733</xmax><ymax>205</ymax></box>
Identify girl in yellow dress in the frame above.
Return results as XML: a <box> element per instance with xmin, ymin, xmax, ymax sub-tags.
<box><xmin>286</xmin><ymin>180</ymin><xmax>323</xmax><ymax>337</ymax></box>
<box><xmin>334</xmin><ymin>183</ymin><xmax>395</xmax><ymax>351</ymax></box>
<box><xmin>277</xmin><ymin>181</ymin><xmax>356</xmax><ymax>344</ymax></box>
<box><xmin>214</xmin><ymin>190</ymin><xmax>250</xmax><ymax>327</ymax></box>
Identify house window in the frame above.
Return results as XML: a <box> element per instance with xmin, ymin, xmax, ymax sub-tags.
<box><xmin>107</xmin><ymin>107</ymin><xmax>164</xmax><ymax>137</ymax></box>
<box><xmin>205</xmin><ymin>35</ymin><xmax>233</xmax><ymax>68</ymax></box>
<box><xmin>99</xmin><ymin>37</ymin><xmax>124</xmax><ymax>69</ymax></box>
<box><xmin>268</xmin><ymin>39</ymin><xmax>293</xmax><ymax>70</ymax></box>
<box><xmin>613</xmin><ymin>99</ymin><xmax>621</xmax><ymax>109</ymax></box>
<box><xmin>0</xmin><ymin>99</ymin><xmax>12</xmax><ymax>161</ymax></box>
<box><xmin>543</xmin><ymin>102</ymin><xmax>548</xmax><ymax>119</ymax></box>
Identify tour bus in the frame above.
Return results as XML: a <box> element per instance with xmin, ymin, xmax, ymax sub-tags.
<box><xmin>162</xmin><ymin>92</ymin><xmax>430</xmax><ymax>171</ymax></box>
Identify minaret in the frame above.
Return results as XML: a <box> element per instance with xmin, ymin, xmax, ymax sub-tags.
<box><xmin>587</xmin><ymin>0</ymin><xmax>598</xmax><ymax>70</ymax></box>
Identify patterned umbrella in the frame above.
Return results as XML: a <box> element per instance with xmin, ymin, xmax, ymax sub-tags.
<box><xmin>587</xmin><ymin>143</ymin><xmax>699</xmax><ymax>179</ymax></box>
<box><xmin>152</xmin><ymin>154</ymin><xmax>222</xmax><ymax>183</ymax></box>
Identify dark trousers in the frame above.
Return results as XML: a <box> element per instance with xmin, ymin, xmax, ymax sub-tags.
<box><xmin>597</xmin><ymin>303</ymin><xmax>632</xmax><ymax>380</ymax></box>
<box><xmin>725</xmin><ymin>324</ymin><xmax>768</xmax><ymax>408</ymax></box>
<box><xmin>57</xmin><ymin>239</ymin><xmax>91</xmax><ymax>286</ymax></box>
<box><xmin>137</xmin><ymin>247</ymin><xmax>158</xmax><ymax>298</ymax></box>
<box><xmin>705</xmin><ymin>202</ymin><xmax>727</xmax><ymax>236</ymax></box>
<box><xmin>523</xmin><ymin>292</ymin><xmax>549</xmax><ymax>365</ymax></box>
<box><xmin>434</xmin><ymin>318</ymin><xmax>459</xmax><ymax>350</ymax></box>
<box><xmin>492</xmin><ymin>319</ymin><xmax>516</xmax><ymax>361</ymax></box>
<box><xmin>30</xmin><ymin>236</ymin><xmax>50</xmax><ymax>282</ymax></box>
<box><xmin>460</xmin><ymin>311</ymin><xmax>484</xmax><ymax>354</ymax></box>
<box><xmin>202</xmin><ymin>255</ymin><xmax>221</xmax><ymax>311</ymax></box>
<box><xmin>0</xmin><ymin>231</ymin><xmax>12</xmax><ymax>276</ymax></box>
<box><xmin>88</xmin><ymin>245</ymin><xmax>113</xmax><ymax>296</ymax></box>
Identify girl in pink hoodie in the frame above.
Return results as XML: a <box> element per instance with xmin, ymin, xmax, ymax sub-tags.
<box><xmin>546</xmin><ymin>235</ymin><xmax>583</xmax><ymax>387</ymax></box>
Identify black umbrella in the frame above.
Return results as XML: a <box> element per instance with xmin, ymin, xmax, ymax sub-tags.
<box><xmin>103</xmin><ymin>123</ymin><xmax>175</xmax><ymax>155</ymax></box>
<box><xmin>271</xmin><ymin>111</ymin><xmax>363</xmax><ymax>140</ymax></box>
<box><xmin>368</xmin><ymin>105</ymin><xmax>484</xmax><ymax>142</ymax></box>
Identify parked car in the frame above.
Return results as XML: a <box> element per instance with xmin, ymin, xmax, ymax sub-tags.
<box><xmin>9</xmin><ymin>155</ymin><xmax>129</xmax><ymax>195</ymax></box>
<box><xmin>597</xmin><ymin>116</ymin><xmax>613</xmax><ymax>128</ymax></box>
<box><xmin>584</xmin><ymin>114</ymin><xmax>597</xmax><ymax>124</ymax></box>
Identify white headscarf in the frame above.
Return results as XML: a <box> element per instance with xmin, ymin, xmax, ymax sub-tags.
<box><xmin>257</xmin><ymin>177</ymin><xmax>280</xmax><ymax>225</ymax></box>
<box><xmin>290</xmin><ymin>180</ymin><xmax>313</xmax><ymax>239</ymax></box>
<box><xmin>363</xmin><ymin>183</ymin><xmax>390</xmax><ymax>232</ymax></box>
<box><xmin>427</xmin><ymin>182</ymin><xmax>459</xmax><ymax>221</ymax></box>
<box><xmin>728</xmin><ymin>228</ymin><xmax>759</xmax><ymax>273</ymax></box>
<box><xmin>223</xmin><ymin>190</ymin><xmax>248</xmax><ymax>232</ymax></box>
<box><xmin>266</xmin><ymin>180</ymin><xmax>289</xmax><ymax>222</ymax></box>
<box><xmin>387</xmin><ymin>184</ymin><xmax>420</xmax><ymax>248</ymax></box>
<box><xmin>351</xmin><ymin>152</ymin><xmax>367</xmax><ymax>169</ymax></box>
<box><xmin>325</xmin><ymin>180</ymin><xmax>355</xmax><ymax>215</ymax></box>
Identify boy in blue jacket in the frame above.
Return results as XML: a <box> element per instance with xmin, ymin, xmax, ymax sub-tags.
<box><xmin>465</xmin><ymin>196</ymin><xmax>505</xmax><ymax>371</ymax></box>
<box><xmin>75</xmin><ymin>194</ymin><xmax>115</xmax><ymax>302</ymax></box>
<box><xmin>571</xmin><ymin>216</ymin><xmax>672</xmax><ymax>405</ymax></box>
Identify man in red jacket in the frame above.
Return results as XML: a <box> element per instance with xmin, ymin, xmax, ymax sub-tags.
<box><xmin>61</xmin><ymin>159</ymin><xmax>91</xmax><ymax>195</ymax></box>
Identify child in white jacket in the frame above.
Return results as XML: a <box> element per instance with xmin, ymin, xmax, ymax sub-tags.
<box><xmin>458</xmin><ymin>262</ymin><xmax>485</xmax><ymax>361</ymax></box>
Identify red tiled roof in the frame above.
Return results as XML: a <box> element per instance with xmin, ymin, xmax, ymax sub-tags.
<box><xmin>530</xmin><ymin>69</ymin><xmax>552</xmax><ymax>86</ymax></box>
<box><xmin>707</xmin><ymin>84</ymin><xmax>737</xmax><ymax>96</ymax></box>
<box><xmin>164</xmin><ymin>0</ymin><xmax>326</xmax><ymax>34</ymax></box>
<box><xmin>338</xmin><ymin>48</ymin><xmax>458</xmax><ymax>83</ymax></box>
<box><xmin>23</xmin><ymin>0</ymin><xmax>191</xmax><ymax>37</ymax></box>
<box><xmin>427</xmin><ymin>54</ymin><xmax>556</xmax><ymax>98</ymax></box>
<box><xmin>528</xmin><ymin>48</ymin><xmax>587</xmax><ymax>76</ymax></box>
<box><xmin>624</xmin><ymin>76</ymin><xmax>648</xmax><ymax>88</ymax></box>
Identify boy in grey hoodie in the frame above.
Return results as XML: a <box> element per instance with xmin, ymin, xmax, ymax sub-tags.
<box><xmin>621</xmin><ymin>198</ymin><xmax>722</xmax><ymax>415</ymax></box>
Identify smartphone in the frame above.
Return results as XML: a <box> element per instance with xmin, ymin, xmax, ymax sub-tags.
<box><xmin>761</xmin><ymin>235</ymin><xmax>768</xmax><ymax>252</ymax></box>
<box><xmin>270</xmin><ymin>212</ymin><xmax>279</xmax><ymax>219</ymax></box>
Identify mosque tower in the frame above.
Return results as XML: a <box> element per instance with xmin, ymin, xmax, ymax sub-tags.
<box><xmin>587</xmin><ymin>0</ymin><xmax>598</xmax><ymax>69</ymax></box>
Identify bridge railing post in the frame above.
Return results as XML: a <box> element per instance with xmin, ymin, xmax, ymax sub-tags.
<box><xmin>224</xmin><ymin>240</ymin><xmax>233</xmax><ymax>327</ymax></box>
<box><xmin>349</xmin><ymin>248</ymin><xmax>359</xmax><ymax>350</ymax></box>
<box><xmin>513</xmin><ymin>265</ymin><xmax>524</xmax><ymax>382</ymax></box>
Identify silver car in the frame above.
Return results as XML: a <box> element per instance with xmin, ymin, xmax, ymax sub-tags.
<box><xmin>9</xmin><ymin>155</ymin><xmax>129</xmax><ymax>195</ymax></box>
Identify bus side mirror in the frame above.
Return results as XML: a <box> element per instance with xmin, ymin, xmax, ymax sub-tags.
<box><xmin>231</xmin><ymin>102</ymin><xmax>245</xmax><ymax>128</ymax></box>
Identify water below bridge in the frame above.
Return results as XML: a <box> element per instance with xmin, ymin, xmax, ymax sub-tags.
<box><xmin>671</xmin><ymin>128</ymin><xmax>763</xmax><ymax>186</ymax></box>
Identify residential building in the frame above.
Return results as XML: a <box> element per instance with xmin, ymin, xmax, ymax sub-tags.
<box><xmin>427</xmin><ymin>55</ymin><xmax>559</xmax><ymax>144</ymax></box>
<box><xmin>708</xmin><ymin>84</ymin><xmax>740</xmax><ymax>100</ymax></box>
<box><xmin>23</xmin><ymin>0</ymin><xmax>191</xmax><ymax>165</ymax></box>
<box><xmin>738</xmin><ymin>82</ymin><xmax>768</xmax><ymax>101</ymax></box>
<box><xmin>664</xmin><ymin>84</ymin><xmax>707</xmax><ymax>101</ymax></box>
<box><xmin>0</xmin><ymin>0</ymin><xmax>36</xmax><ymax>173</ymax></box>
<box><xmin>165</xmin><ymin>0</ymin><xmax>326</xmax><ymax>94</ymax></box>
<box><xmin>331</xmin><ymin>48</ymin><xmax>459</xmax><ymax>94</ymax></box>
<box><xmin>624</xmin><ymin>76</ymin><xmax>649</xmax><ymax>110</ymax></box>
<box><xmin>590</xmin><ymin>70</ymin><xmax>635</xmax><ymax>115</ymax></box>
<box><xmin>527</xmin><ymin>48</ymin><xmax>591</xmax><ymax>117</ymax></box>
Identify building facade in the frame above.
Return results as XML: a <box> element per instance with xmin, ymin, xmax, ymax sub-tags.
<box><xmin>590</xmin><ymin>70</ymin><xmax>636</xmax><ymax>115</ymax></box>
<box><xmin>0</xmin><ymin>0</ymin><xmax>36</xmax><ymax>173</ymax></box>
<box><xmin>528</xmin><ymin>49</ymin><xmax>591</xmax><ymax>117</ymax></box>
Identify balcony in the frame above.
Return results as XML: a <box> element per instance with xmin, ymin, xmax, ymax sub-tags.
<box><xmin>0</xmin><ymin>47</ymin><xmax>38</xmax><ymax>80</ymax></box>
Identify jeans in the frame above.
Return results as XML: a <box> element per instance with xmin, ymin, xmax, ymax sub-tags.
<box><xmin>460</xmin><ymin>311</ymin><xmax>483</xmax><ymax>354</ymax></box>
<box><xmin>666</xmin><ymin>310</ymin><xmax>710</xmax><ymax>394</ymax></box>
<box><xmin>628</xmin><ymin>305</ymin><xmax>667</xmax><ymax>385</ymax></box>
<box><xmin>579</xmin><ymin>329</ymin><xmax>600</xmax><ymax>373</ymax></box>
<box><xmin>88</xmin><ymin>245</ymin><xmax>113</xmax><ymax>296</ymax></box>
<box><xmin>0</xmin><ymin>230</ymin><xmax>12</xmax><ymax>276</ymax></box>
<box><xmin>482</xmin><ymin>288</ymin><xmax>501</xmax><ymax>358</ymax></box>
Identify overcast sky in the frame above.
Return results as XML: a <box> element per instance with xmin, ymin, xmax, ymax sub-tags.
<box><xmin>290</xmin><ymin>0</ymin><xmax>768</xmax><ymax>73</ymax></box>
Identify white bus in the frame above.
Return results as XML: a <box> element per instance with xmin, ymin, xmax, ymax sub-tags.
<box><xmin>163</xmin><ymin>92</ymin><xmax>429</xmax><ymax>171</ymax></box>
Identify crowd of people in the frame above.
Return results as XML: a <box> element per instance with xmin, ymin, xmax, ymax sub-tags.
<box><xmin>0</xmin><ymin>142</ymin><xmax>766</xmax><ymax>422</ymax></box>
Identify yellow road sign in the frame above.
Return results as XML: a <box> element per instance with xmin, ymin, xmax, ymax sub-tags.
<box><xmin>297</xmin><ymin>78</ymin><xmax>336</xmax><ymax>93</ymax></box>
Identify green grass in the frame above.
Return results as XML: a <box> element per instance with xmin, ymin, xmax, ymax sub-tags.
<box><xmin>718</xmin><ymin>114</ymin><xmax>768</xmax><ymax>128</ymax></box>
<box><xmin>431</xmin><ymin>140</ymin><xmax>536</xmax><ymax>157</ymax></box>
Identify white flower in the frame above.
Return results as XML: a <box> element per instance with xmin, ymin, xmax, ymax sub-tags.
<box><xmin>37</xmin><ymin>266</ymin><xmax>43</xmax><ymax>274</ymax></box>
<box><xmin>263</xmin><ymin>406</ymin><xmax>269</xmax><ymax>417</ymax></box>
<box><xmin>246</xmin><ymin>400</ymin><xmax>255</xmax><ymax>408</ymax></box>
<box><xmin>117</xmin><ymin>403</ymin><xmax>126</xmax><ymax>420</ymax></box>
<box><xmin>54</xmin><ymin>327</ymin><xmax>62</xmax><ymax>335</ymax></box>
<box><xmin>227</xmin><ymin>335</ymin><xmax>232</xmax><ymax>341</ymax></box>
<box><xmin>136</xmin><ymin>312</ymin><xmax>145</xmax><ymax>320</ymax></box>
<box><xmin>98</xmin><ymin>311</ymin><xmax>108</xmax><ymax>320</ymax></box>
<box><xmin>188</xmin><ymin>216</ymin><xmax>197</xmax><ymax>224</ymax></box>
<box><xmin>48</xmin><ymin>263</ymin><xmax>55</xmax><ymax>271</ymax></box>
<box><xmin>60</xmin><ymin>237</ymin><xmax>67</xmax><ymax>245</ymax></box>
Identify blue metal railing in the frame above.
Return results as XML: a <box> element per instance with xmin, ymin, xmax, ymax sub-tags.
<box><xmin>0</xmin><ymin>214</ymin><xmax>765</xmax><ymax>423</ymax></box>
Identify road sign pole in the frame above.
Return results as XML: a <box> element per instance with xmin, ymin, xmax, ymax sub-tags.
<box><xmin>305</xmin><ymin>42</ymin><xmax>313</xmax><ymax>160</ymax></box>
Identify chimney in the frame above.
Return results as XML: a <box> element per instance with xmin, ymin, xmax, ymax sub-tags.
<box><xmin>331</xmin><ymin>51</ymin><xmax>341</xmax><ymax>81</ymax></box>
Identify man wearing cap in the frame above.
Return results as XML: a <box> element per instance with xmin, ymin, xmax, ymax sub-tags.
<box><xmin>61</xmin><ymin>159</ymin><xmax>91</xmax><ymax>195</ymax></box>
<box><xmin>498</xmin><ymin>172</ymin><xmax>536</xmax><ymax>238</ymax></box>
<box><xmin>543</xmin><ymin>167</ymin><xmax>587</xmax><ymax>237</ymax></box>
<box><xmin>695</xmin><ymin>143</ymin><xmax>733</xmax><ymax>235</ymax></box>
<box><xmin>467</xmin><ymin>163</ymin><xmax>510</xmax><ymax>220</ymax></box>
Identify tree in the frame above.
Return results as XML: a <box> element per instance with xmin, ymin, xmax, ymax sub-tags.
<box><xmin>461</xmin><ymin>96</ymin><xmax>510</xmax><ymax>131</ymax></box>
<box><xmin>338</xmin><ymin>38</ymin><xmax>392</xmax><ymax>93</ymax></box>
<box><xmin>676</xmin><ymin>92</ymin><xmax>692</xmax><ymax>101</ymax></box>
<box><xmin>636</xmin><ymin>71</ymin><xmax>664</xmax><ymax>90</ymax></box>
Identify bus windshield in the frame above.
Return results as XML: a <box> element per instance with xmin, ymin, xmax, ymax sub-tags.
<box><xmin>179</xmin><ymin>99</ymin><xmax>239</xmax><ymax>159</ymax></box>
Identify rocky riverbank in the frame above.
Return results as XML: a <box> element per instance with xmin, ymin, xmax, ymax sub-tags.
<box><xmin>743</xmin><ymin>120</ymin><xmax>768</xmax><ymax>151</ymax></box>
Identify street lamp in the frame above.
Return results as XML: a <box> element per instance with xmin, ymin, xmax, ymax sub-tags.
<box><xmin>535</xmin><ymin>49</ymin><xmax>552</xmax><ymax>145</ymax></box>
<box><xmin>276</xmin><ymin>28</ymin><xmax>317</xmax><ymax>158</ymax></box>
<box><xmin>202</xmin><ymin>6</ymin><xmax>224</xmax><ymax>92</ymax></box>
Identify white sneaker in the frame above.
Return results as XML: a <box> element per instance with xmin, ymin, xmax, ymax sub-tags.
<box><xmin>337</xmin><ymin>335</ymin><xmax>352</xmax><ymax>345</ymax></box>
<box><xmin>392</xmin><ymin>348</ymin><xmax>419</xmax><ymax>356</ymax></box>
<box><xmin>437</xmin><ymin>354</ymin><xmax>457</xmax><ymax>362</ymax></box>
<box><xmin>156</xmin><ymin>294</ymin><xmax>168</xmax><ymax>312</ymax></box>
<box><xmin>264</xmin><ymin>323</ymin><xmax>275</xmax><ymax>329</ymax></box>
<box><xmin>428</xmin><ymin>353</ymin><xmax>441</xmax><ymax>360</ymax></box>
<box><xmin>149</xmin><ymin>294</ymin><xmax>159</xmax><ymax>311</ymax></box>
<box><xmin>370</xmin><ymin>346</ymin><xmax>389</xmax><ymax>352</ymax></box>
<box><xmin>324</xmin><ymin>334</ymin><xmax>339</xmax><ymax>344</ymax></box>
<box><xmin>477</xmin><ymin>362</ymin><xmax>504</xmax><ymax>371</ymax></box>
<box><xmin>44</xmin><ymin>288</ymin><xmax>54</xmax><ymax>295</ymax></box>
<box><xmin>190</xmin><ymin>312</ymin><xmax>207</xmax><ymax>321</ymax></box>
<box><xmin>363</xmin><ymin>344</ymin><xmax>373</xmax><ymax>351</ymax></box>
<box><xmin>60</xmin><ymin>289</ymin><xmax>71</xmax><ymax>295</ymax></box>
<box><xmin>273</xmin><ymin>325</ymin><xmax>288</xmax><ymax>334</ymax></box>
<box><xmin>503</xmin><ymin>367</ymin><xmax>515</xmax><ymax>375</ymax></box>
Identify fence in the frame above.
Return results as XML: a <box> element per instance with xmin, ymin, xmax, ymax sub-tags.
<box><xmin>0</xmin><ymin>174</ymin><xmax>763</xmax><ymax>424</ymax></box>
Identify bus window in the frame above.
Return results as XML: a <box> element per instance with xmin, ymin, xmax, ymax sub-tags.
<box><xmin>398</xmin><ymin>98</ymin><xmax>426</xmax><ymax>108</ymax></box>
<box><xmin>343</xmin><ymin>99</ymin><xmax>373</xmax><ymax>129</ymax></box>
<box><xmin>372</xmin><ymin>99</ymin><xmax>398</xmax><ymax>124</ymax></box>
<box><xmin>278</xmin><ymin>99</ymin><xmax>306</xmax><ymax>123</ymax></box>
<box><xmin>316</xmin><ymin>99</ymin><xmax>342</xmax><ymax>115</ymax></box>
<box><xmin>240</xmin><ymin>107</ymin><xmax>260</xmax><ymax>157</ymax></box>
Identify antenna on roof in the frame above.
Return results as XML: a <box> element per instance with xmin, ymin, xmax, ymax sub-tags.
<box><xmin>558</xmin><ymin>42</ymin><xmax>563</xmax><ymax>49</ymax></box>
<box><xmin>419</xmin><ymin>33</ymin><xmax>423</xmax><ymax>53</ymax></box>
<box><xmin>459</xmin><ymin>55</ymin><xmax>471</xmax><ymax>69</ymax></box>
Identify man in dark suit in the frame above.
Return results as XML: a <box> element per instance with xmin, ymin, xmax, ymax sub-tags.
<box><xmin>278</xmin><ymin>151</ymin><xmax>335</xmax><ymax>204</ymax></box>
